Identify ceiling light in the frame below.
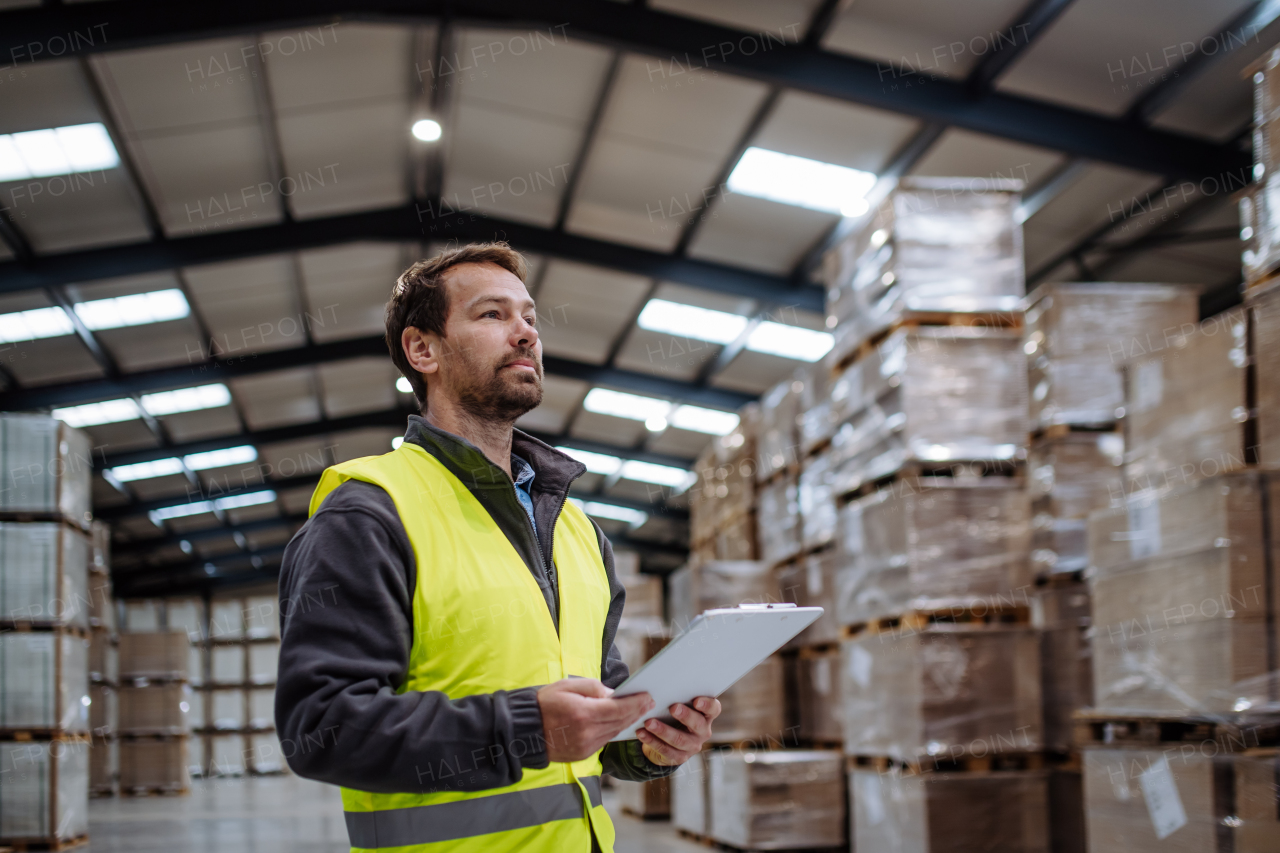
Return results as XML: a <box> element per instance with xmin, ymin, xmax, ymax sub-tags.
<box><xmin>668</xmin><ymin>405</ymin><xmax>739</xmax><ymax>436</ymax></box>
<box><xmin>727</xmin><ymin>147</ymin><xmax>876</xmax><ymax>217</ymax></box>
<box><xmin>746</xmin><ymin>321</ymin><xmax>834</xmax><ymax>362</ymax></box>
<box><xmin>582</xmin><ymin>388</ymin><xmax>671</xmax><ymax>423</ymax></box>
<box><xmin>557</xmin><ymin>447</ymin><xmax>623</xmax><ymax>476</ymax></box>
<box><xmin>619</xmin><ymin>460</ymin><xmax>696</xmax><ymax>489</ymax></box>
<box><xmin>412</xmin><ymin>119</ymin><xmax>442</xmax><ymax>142</ymax></box>
<box><xmin>140</xmin><ymin>384</ymin><xmax>231</xmax><ymax>416</ymax></box>
<box><xmin>0</xmin><ymin>123</ymin><xmax>119</xmax><ymax>180</ymax></box>
<box><xmin>214</xmin><ymin>490</ymin><xmax>276</xmax><ymax>511</ymax></box>
<box><xmin>0</xmin><ymin>306</ymin><xmax>75</xmax><ymax>343</ymax></box>
<box><xmin>148</xmin><ymin>500</ymin><xmax>214</xmax><ymax>524</ymax></box>
<box><xmin>53</xmin><ymin>398</ymin><xmax>142</xmax><ymax>428</ymax></box>
<box><xmin>183</xmin><ymin>445</ymin><xmax>258</xmax><ymax>470</ymax></box>
<box><xmin>392</xmin><ymin>436</ymin><xmax>404</xmax><ymax>450</ymax></box>
<box><xmin>396</xmin><ymin>377</ymin><xmax>413</xmax><ymax>393</ymax></box>
<box><xmin>645</xmin><ymin>416</ymin><xmax>668</xmax><ymax>432</ymax></box>
<box><xmin>107</xmin><ymin>457</ymin><xmax>185</xmax><ymax>482</ymax></box>
<box><xmin>74</xmin><ymin>289</ymin><xmax>189</xmax><ymax>331</ymax></box>
<box><xmin>636</xmin><ymin>299</ymin><xmax>748</xmax><ymax>344</ymax></box>
<box><xmin>571</xmin><ymin>497</ymin><xmax>648</xmax><ymax>529</ymax></box>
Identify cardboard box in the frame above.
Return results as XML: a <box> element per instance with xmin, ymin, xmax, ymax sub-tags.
<box><xmin>708</xmin><ymin>749</ymin><xmax>845</xmax><ymax>850</ymax></box>
<box><xmin>0</xmin><ymin>736</ymin><xmax>89</xmax><ymax>841</ymax></box>
<box><xmin>796</xmin><ymin>646</ymin><xmax>843</xmax><ymax>744</ymax></box>
<box><xmin>1023</xmin><ymin>282</ymin><xmax>1197</xmax><ymax>429</ymax></box>
<box><xmin>851</xmin><ymin>765</ymin><xmax>1049</xmax><ymax>853</ymax></box>
<box><xmin>118</xmin><ymin>631</ymin><xmax>191</xmax><ymax>681</ymax></box>
<box><xmin>840</xmin><ymin>627</ymin><xmax>1042</xmax><ymax>762</ymax></box>
<box><xmin>1032</xmin><ymin>584</ymin><xmax>1092</xmax><ymax>753</ymax></box>
<box><xmin>0</xmin><ymin>415</ymin><xmax>91</xmax><ymax>522</ymax></box>
<box><xmin>117</xmin><ymin>683</ymin><xmax>191</xmax><ymax>735</ymax></box>
<box><xmin>670</xmin><ymin>751</ymin><xmax>707</xmax><ymax>835</ymax></box>
<box><xmin>1029</xmin><ymin>431</ymin><xmax>1123</xmax><ymax>575</ymax></box>
<box><xmin>0</xmin><ymin>629</ymin><xmax>89</xmax><ymax>731</ymax></box>
<box><xmin>119</xmin><ymin>737</ymin><xmax>189</xmax><ymax>792</ymax></box>
<box><xmin>0</xmin><ymin>522</ymin><xmax>90</xmax><ymax>628</ymax></box>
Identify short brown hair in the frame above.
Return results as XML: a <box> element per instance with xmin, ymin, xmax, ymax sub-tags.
<box><xmin>385</xmin><ymin>242</ymin><xmax>529</xmax><ymax>409</ymax></box>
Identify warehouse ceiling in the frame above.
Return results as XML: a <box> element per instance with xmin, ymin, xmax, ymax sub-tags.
<box><xmin>0</xmin><ymin>0</ymin><xmax>1266</xmax><ymax>594</ymax></box>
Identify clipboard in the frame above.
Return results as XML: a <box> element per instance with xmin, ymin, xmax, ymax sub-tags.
<box><xmin>608</xmin><ymin>603</ymin><xmax>823</xmax><ymax>742</ymax></box>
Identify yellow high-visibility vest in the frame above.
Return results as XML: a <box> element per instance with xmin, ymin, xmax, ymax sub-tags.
<box><xmin>308</xmin><ymin>441</ymin><xmax>616</xmax><ymax>853</ymax></box>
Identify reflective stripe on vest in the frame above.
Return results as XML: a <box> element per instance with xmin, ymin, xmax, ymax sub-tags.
<box><xmin>343</xmin><ymin>777</ymin><xmax>604</xmax><ymax>848</ymax></box>
<box><xmin>309</xmin><ymin>443</ymin><xmax>617</xmax><ymax>853</ymax></box>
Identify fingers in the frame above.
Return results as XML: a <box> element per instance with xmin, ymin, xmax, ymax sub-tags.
<box><xmin>670</xmin><ymin>703</ymin><xmax>711</xmax><ymax>739</ymax></box>
<box><xmin>602</xmin><ymin>692</ymin><xmax>653</xmax><ymax>723</ymax></box>
<box><xmin>636</xmin><ymin>729</ymin><xmax>689</xmax><ymax>766</ymax></box>
<box><xmin>641</xmin><ymin>717</ymin><xmax>700</xmax><ymax>753</ymax></box>
<box><xmin>692</xmin><ymin>696</ymin><xmax>721</xmax><ymax>722</ymax></box>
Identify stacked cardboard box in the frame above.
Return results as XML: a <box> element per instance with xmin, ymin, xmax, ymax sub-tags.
<box><xmin>0</xmin><ymin>415</ymin><xmax>93</xmax><ymax>847</ymax></box>
<box><xmin>1250</xmin><ymin>278</ymin><xmax>1280</xmax><ymax>467</ymax></box>
<box><xmin>87</xmin><ymin>522</ymin><xmax>118</xmax><ymax>797</ymax></box>
<box><xmin>689</xmin><ymin>413</ymin><xmax>758</xmax><ymax>563</ymax></box>
<box><xmin>117</xmin><ymin>629</ymin><xmax>192</xmax><ymax>794</ymax></box>
<box><xmin>707</xmin><ymin>750</ymin><xmax>845</xmax><ymax>849</ymax></box>
<box><xmin>1243</xmin><ymin>47</ymin><xmax>1280</xmax><ymax>287</ymax></box>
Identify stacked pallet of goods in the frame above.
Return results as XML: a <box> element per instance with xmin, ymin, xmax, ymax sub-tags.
<box><xmin>820</xmin><ymin>178</ymin><xmax>1052</xmax><ymax>853</ymax></box>
<box><xmin>1077</xmin><ymin>56</ymin><xmax>1280</xmax><ymax>847</ymax></box>
<box><xmin>0</xmin><ymin>414</ymin><xmax>94</xmax><ymax>849</ymax></box>
<box><xmin>1022</xmin><ymin>281</ymin><xmax>1198</xmax><ymax>851</ymax></box>
<box><xmin>116</xmin><ymin>605</ymin><xmax>194</xmax><ymax>795</ymax></box>
<box><xmin>87</xmin><ymin>522</ymin><xmax>119</xmax><ymax>797</ymax></box>
<box><xmin>610</xmin><ymin>550</ymin><xmax>671</xmax><ymax>820</ymax></box>
<box><xmin>673</xmin><ymin>412</ymin><xmax>844</xmax><ymax>849</ymax></box>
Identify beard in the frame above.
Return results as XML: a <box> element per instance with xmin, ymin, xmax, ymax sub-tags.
<box><xmin>452</xmin><ymin>345</ymin><xmax>544</xmax><ymax>423</ymax></box>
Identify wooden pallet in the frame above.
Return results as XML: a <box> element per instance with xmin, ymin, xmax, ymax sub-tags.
<box><xmin>120</xmin><ymin>785</ymin><xmax>190</xmax><ymax>797</ymax></box>
<box><xmin>675</xmin><ymin>827</ymin><xmax>845</xmax><ymax>852</ymax></box>
<box><xmin>0</xmin><ymin>622</ymin><xmax>89</xmax><ymax>638</ymax></box>
<box><xmin>0</xmin><ymin>731</ymin><xmax>89</xmax><ymax>743</ymax></box>
<box><xmin>1031</xmin><ymin>422</ymin><xmax>1119</xmax><ymax>442</ymax></box>
<box><xmin>1073</xmin><ymin>710</ymin><xmax>1280</xmax><ymax>751</ymax></box>
<box><xmin>0</xmin><ymin>835</ymin><xmax>88</xmax><ymax>852</ymax></box>
<box><xmin>834</xmin><ymin>308</ymin><xmax>1024</xmax><ymax>371</ymax></box>
<box><xmin>620</xmin><ymin>806</ymin><xmax>669</xmax><ymax>822</ymax></box>
<box><xmin>842</xmin><ymin>601</ymin><xmax>1031</xmax><ymax>639</ymax></box>
<box><xmin>841</xmin><ymin>459</ymin><xmax>1025</xmax><ymax>503</ymax></box>
<box><xmin>848</xmin><ymin>751</ymin><xmax>1049</xmax><ymax>775</ymax></box>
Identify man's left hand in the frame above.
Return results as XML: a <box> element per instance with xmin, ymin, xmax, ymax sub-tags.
<box><xmin>635</xmin><ymin>696</ymin><xmax>721</xmax><ymax>767</ymax></box>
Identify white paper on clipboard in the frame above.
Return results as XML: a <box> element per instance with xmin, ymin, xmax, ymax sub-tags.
<box><xmin>608</xmin><ymin>603</ymin><xmax>823</xmax><ymax>742</ymax></box>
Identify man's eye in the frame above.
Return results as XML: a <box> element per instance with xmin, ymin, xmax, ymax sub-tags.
<box><xmin>525</xmin><ymin>316</ymin><xmax>536</xmax><ymax>326</ymax></box>
<box><xmin>482</xmin><ymin>311</ymin><xmax>499</xmax><ymax>318</ymax></box>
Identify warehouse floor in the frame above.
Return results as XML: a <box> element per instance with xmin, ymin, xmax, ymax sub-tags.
<box><xmin>85</xmin><ymin>776</ymin><xmax>705</xmax><ymax>852</ymax></box>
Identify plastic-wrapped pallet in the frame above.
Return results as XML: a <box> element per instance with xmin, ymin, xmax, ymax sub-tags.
<box><xmin>670</xmin><ymin>751</ymin><xmax>707</xmax><ymax>835</ymax></box>
<box><xmin>1121</xmin><ymin>308</ymin><xmax>1250</xmax><ymax>491</ymax></box>
<box><xmin>244</xmin><ymin>595</ymin><xmax>279</xmax><ymax>639</ymax></box>
<box><xmin>164</xmin><ymin>598</ymin><xmax>204</xmax><ymax>643</ymax></box>
<box><xmin>824</xmin><ymin>177</ymin><xmax>1025</xmax><ymax>363</ymax></box>
<box><xmin>836</xmin><ymin>478</ymin><xmax>1032</xmax><ymax>626</ymax></box>
<box><xmin>708</xmin><ymin>749</ymin><xmax>845</xmax><ymax>850</ymax></box>
<box><xmin>0</xmin><ymin>414</ymin><xmax>91</xmax><ymax>522</ymax></box>
<box><xmin>211</xmin><ymin>644</ymin><xmax>245</xmax><ymax>684</ymax></box>
<box><xmin>1022</xmin><ymin>283</ymin><xmax>1197</xmax><ymax>429</ymax></box>
<box><xmin>1032</xmin><ymin>583</ymin><xmax>1092</xmax><ymax>754</ymax></box>
<box><xmin>122</xmin><ymin>599</ymin><xmax>161</xmax><ymax>633</ymax></box>
<box><xmin>614</xmin><ymin>776</ymin><xmax>670</xmax><ymax>819</ymax></box>
<box><xmin>248</xmin><ymin>687</ymin><xmax>274</xmax><ymax>730</ymax></box>
<box><xmin>119</xmin><ymin>738</ymin><xmax>189</xmax><ymax>793</ymax></box>
<box><xmin>0</xmin><ymin>630</ymin><xmax>90</xmax><ymax>730</ymax></box>
<box><xmin>696</xmin><ymin>560</ymin><xmax>780</xmax><ymax>611</ymax></box>
<box><xmin>851</xmin><ymin>765</ymin><xmax>1050</xmax><ymax>853</ymax></box>
<box><xmin>1086</xmin><ymin>472</ymin><xmax>1278</xmax><ymax>714</ymax></box>
<box><xmin>775</xmin><ymin>551</ymin><xmax>842</xmax><ymax>645</ymax></box>
<box><xmin>756</xmin><ymin>376</ymin><xmax>802</xmax><ymax>482</ymax></box>
<box><xmin>86</xmin><ymin>572</ymin><xmax>114</xmax><ymax>633</ymax></box>
<box><xmin>118</xmin><ymin>631</ymin><xmax>191</xmax><ymax>681</ymax></box>
<box><xmin>117</xmin><ymin>684</ymin><xmax>191</xmax><ymax>735</ymax></box>
<box><xmin>248</xmin><ymin>642</ymin><xmax>279</xmax><ymax>685</ymax></box>
<box><xmin>89</xmin><ymin>683</ymin><xmax>117</xmax><ymax>738</ymax></box>
<box><xmin>796</xmin><ymin>645</ymin><xmax>843</xmax><ymax>743</ymax></box>
<box><xmin>618</xmin><ymin>569</ymin><xmax>664</xmax><ymax>623</ymax></box>
<box><xmin>210</xmin><ymin>688</ymin><xmax>246</xmax><ymax>730</ymax></box>
<box><xmin>714</xmin><ymin>654</ymin><xmax>786</xmax><ymax>743</ymax></box>
<box><xmin>89</xmin><ymin>629</ymin><xmax>117</xmax><ymax>685</ymax></box>
<box><xmin>1029</xmin><ymin>431</ymin><xmax>1123</xmax><ymax>575</ymax></box>
<box><xmin>666</xmin><ymin>564</ymin><xmax>696</xmax><ymax>632</ymax></box>
<box><xmin>798</xmin><ymin>450</ymin><xmax>838</xmax><ymax>551</ymax></box>
<box><xmin>0</xmin><ymin>737</ymin><xmax>89</xmax><ymax>842</ymax></box>
<box><xmin>248</xmin><ymin>733</ymin><xmax>288</xmax><ymax>774</ymax></box>
<box><xmin>1242</xmin><ymin>178</ymin><xmax>1280</xmax><ymax>284</ymax></box>
<box><xmin>840</xmin><ymin>626</ymin><xmax>1042</xmax><ymax>762</ymax></box>
<box><xmin>829</xmin><ymin>326</ymin><xmax>1029</xmax><ymax>492</ymax></box>
<box><xmin>797</xmin><ymin>362</ymin><xmax>835</xmax><ymax>456</ymax></box>
<box><xmin>1083</xmin><ymin>748</ymin><xmax>1280</xmax><ymax>852</ymax></box>
<box><xmin>1250</xmin><ymin>279</ymin><xmax>1280</xmax><ymax>466</ymax></box>
<box><xmin>205</xmin><ymin>733</ymin><xmax>247</xmax><ymax>776</ymax></box>
<box><xmin>209</xmin><ymin>599</ymin><xmax>245</xmax><ymax>641</ymax></box>
<box><xmin>90</xmin><ymin>736</ymin><xmax>118</xmax><ymax>796</ymax></box>
<box><xmin>0</xmin><ymin>522</ymin><xmax>90</xmax><ymax>628</ymax></box>
<box><xmin>756</xmin><ymin>473</ymin><xmax>801</xmax><ymax>566</ymax></box>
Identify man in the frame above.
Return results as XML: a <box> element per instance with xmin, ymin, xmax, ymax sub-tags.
<box><xmin>276</xmin><ymin>242</ymin><xmax>720</xmax><ymax>852</ymax></box>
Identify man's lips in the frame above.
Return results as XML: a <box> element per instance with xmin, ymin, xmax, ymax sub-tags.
<box><xmin>503</xmin><ymin>359</ymin><xmax>537</xmax><ymax>373</ymax></box>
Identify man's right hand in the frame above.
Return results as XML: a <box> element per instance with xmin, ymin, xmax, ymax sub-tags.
<box><xmin>537</xmin><ymin>678</ymin><xmax>654</xmax><ymax>763</ymax></box>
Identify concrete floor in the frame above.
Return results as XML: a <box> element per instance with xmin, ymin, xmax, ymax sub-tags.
<box><xmin>86</xmin><ymin>775</ymin><xmax>706</xmax><ymax>852</ymax></box>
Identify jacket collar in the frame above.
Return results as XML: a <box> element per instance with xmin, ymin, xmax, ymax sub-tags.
<box><xmin>402</xmin><ymin>414</ymin><xmax>587</xmax><ymax>498</ymax></box>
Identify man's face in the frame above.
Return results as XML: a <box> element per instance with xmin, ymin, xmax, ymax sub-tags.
<box><xmin>433</xmin><ymin>262</ymin><xmax>543</xmax><ymax>421</ymax></box>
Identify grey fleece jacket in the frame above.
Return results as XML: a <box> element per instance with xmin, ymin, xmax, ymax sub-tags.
<box><xmin>274</xmin><ymin>415</ymin><xmax>672</xmax><ymax>794</ymax></box>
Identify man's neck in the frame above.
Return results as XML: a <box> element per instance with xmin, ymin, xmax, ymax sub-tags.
<box><xmin>422</xmin><ymin>404</ymin><xmax>515</xmax><ymax>478</ymax></box>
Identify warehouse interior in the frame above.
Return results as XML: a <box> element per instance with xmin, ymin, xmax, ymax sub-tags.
<box><xmin>0</xmin><ymin>0</ymin><xmax>1277</xmax><ymax>850</ymax></box>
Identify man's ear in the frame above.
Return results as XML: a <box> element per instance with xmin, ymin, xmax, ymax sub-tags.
<box><xmin>402</xmin><ymin>326</ymin><xmax>440</xmax><ymax>378</ymax></box>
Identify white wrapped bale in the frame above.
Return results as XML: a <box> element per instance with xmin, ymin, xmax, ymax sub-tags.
<box><xmin>0</xmin><ymin>737</ymin><xmax>90</xmax><ymax>842</ymax></box>
<box><xmin>0</xmin><ymin>630</ymin><xmax>89</xmax><ymax>731</ymax></box>
<box><xmin>0</xmin><ymin>522</ymin><xmax>89</xmax><ymax>628</ymax></box>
